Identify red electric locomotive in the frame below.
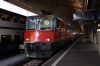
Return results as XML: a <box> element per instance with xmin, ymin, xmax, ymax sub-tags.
<box><xmin>23</xmin><ymin>15</ymin><xmax>79</xmax><ymax>58</ymax></box>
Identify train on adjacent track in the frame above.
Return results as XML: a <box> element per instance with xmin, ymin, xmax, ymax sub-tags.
<box><xmin>0</xmin><ymin>8</ymin><xmax>26</xmax><ymax>54</ymax></box>
<box><xmin>23</xmin><ymin>15</ymin><xmax>80</xmax><ymax>58</ymax></box>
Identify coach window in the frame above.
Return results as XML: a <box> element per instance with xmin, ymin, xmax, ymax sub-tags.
<box><xmin>22</xmin><ymin>19</ymin><xmax>25</xmax><ymax>24</ymax></box>
<box><xmin>0</xmin><ymin>15</ymin><xmax>1</xmax><ymax>19</ymax></box>
<box><xmin>1</xmin><ymin>35</ymin><xmax>11</xmax><ymax>44</ymax></box>
<box><xmin>0</xmin><ymin>14</ymin><xmax>2</xmax><ymax>20</ymax></box>
<box><xmin>10</xmin><ymin>16</ymin><xmax>13</xmax><ymax>22</ymax></box>
<box><xmin>6</xmin><ymin>16</ymin><xmax>11</xmax><ymax>22</ymax></box>
<box><xmin>20</xmin><ymin>18</ymin><xmax>25</xmax><ymax>24</ymax></box>
<box><xmin>1</xmin><ymin>14</ymin><xmax>7</xmax><ymax>21</ymax></box>
<box><xmin>13</xmin><ymin>16</ymin><xmax>18</xmax><ymax>23</ymax></box>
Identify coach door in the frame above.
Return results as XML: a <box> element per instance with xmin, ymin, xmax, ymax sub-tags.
<box><xmin>14</xmin><ymin>35</ymin><xmax>20</xmax><ymax>43</ymax></box>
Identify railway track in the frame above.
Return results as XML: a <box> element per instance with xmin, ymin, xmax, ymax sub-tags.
<box><xmin>12</xmin><ymin>58</ymin><xmax>48</xmax><ymax>66</ymax></box>
<box><xmin>7</xmin><ymin>39</ymin><xmax>76</xmax><ymax>66</ymax></box>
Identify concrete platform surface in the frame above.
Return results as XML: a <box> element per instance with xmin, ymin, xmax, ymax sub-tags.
<box><xmin>42</xmin><ymin>37</ymin><xmax>100</xmax><ymax>66</ymax></box>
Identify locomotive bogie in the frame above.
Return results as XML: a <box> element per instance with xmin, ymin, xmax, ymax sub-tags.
<box><xmin>24</xmin><ymin>42</ymin><xmax>56</xmax><ymax>58</ymax></box>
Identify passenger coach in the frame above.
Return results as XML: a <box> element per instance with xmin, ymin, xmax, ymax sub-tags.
<box><xmin>0</xmin><ymin>8</ymin><xmax>26</xmax><ymax>54</ymax></box>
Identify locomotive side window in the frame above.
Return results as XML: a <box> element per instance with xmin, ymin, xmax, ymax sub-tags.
<box><xmin>1</xmin><ymin>35</ymin><xmax>11</xmax><ymax>43</ymax></box>
<box><xmin>56</xmin><ymin>20</ymin><xmax>60</xmax><ymax>29</ymax></box>
<box><xmin>67</xmin><ymin>26</ymin><xmax>69</xmax><ymax>31</ymax></box>
<box><xmin>65</xmin><ymin>26</ymin><xmax>67</xmax><ymax>31</ymax></box>
<box><xmin>62</xmin><ymin>24</ymin><xmax>64</xmax><ymax>30</ymax></box>
<box><xmin>70</xmin><ymin>28</ymin><xmax>73</xmax><ymax>37</ymax></box>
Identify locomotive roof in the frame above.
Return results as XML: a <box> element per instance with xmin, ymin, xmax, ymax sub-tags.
<box><xmin>27</xmin><ymin>15</ymin><xmax>65</xmax><ymax>22</ymax></box>
<box><xmin>27</xmin><ymin>15</ymin><xmax>56</xmax><ymax>19</ymax></box>
<box><xmin>27</xmin><ymin>15</ymin><xmax>67</xmax><ymax>23</ymax></box>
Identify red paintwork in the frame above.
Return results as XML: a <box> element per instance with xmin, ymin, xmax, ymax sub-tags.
<box><xmin>24</xmin><ymin>29</ymin><xmax>71</xmax><ymax>43</ymax></box>
<box><xmin>55</xmin><ymin>30</ymin><xmax>70</xmax><ymax>41</ymax></box>
<box><xmin>24</xmin><ymin>30</ymin><xmax>56</xmax><ymax>42</ymax></box>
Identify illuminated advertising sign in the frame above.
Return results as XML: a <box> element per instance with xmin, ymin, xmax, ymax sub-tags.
<box><xmin>73</xmin><ymin>11</ymin><xmax>94</xmax><ymax>21</ymax></box>
<box><xmin>97</xmin><ymin>11</ymin><xmax>100</xmax><ymax>20</ymax></box>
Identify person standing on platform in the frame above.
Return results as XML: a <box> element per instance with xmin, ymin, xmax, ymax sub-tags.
<box><xmin>83</xmin><ymin>35</ymin><xmax>86</xmax><ymax>43</ymax></box>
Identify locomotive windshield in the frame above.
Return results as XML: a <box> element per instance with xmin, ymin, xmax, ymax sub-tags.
<box><xmin>26</xmin><ymin>18</ymin><xmax>56</xmax><ymax>30</ymax></box>
<box><xmin>26</xmin><ymin>19</ymin><xmax>36</xmax><ymax>30</ymax></box>
<box><xmin>40</xmin><ymin>19</ymin><xmax>51</xmax><ymax>30</ymax></box>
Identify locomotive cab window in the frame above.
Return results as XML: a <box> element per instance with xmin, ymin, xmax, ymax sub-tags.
<box><xmin>26</xmin><ymin>17</ymin><xmax>61</xmax><ymax>30</ymax></box>
<box><xmin>40</xmin><ymin>19</ymin><xmax>51</xmax><ymax>30</ymax></box>
<box><xmin>40</xmin><ymin>18</ymin><xmax>57</xmax><ymax>30</ymax></box>
<box><xmin>26</xmin><ymin>18</ymin><xmax>53</xmax><ymax>30</ymax></box>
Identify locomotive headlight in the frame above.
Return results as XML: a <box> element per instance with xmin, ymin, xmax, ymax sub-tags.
<box><xmin>26</xmin><ymin>38</ymin><xmax>30</xmax><ymax>40</ymax></box>
<box><xmin>46</xmin><ymin>38</ymin><xmax>50</xmax><ymax>41</ymax></box>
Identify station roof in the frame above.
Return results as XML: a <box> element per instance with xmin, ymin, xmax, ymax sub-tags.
<box><xmin>4</xmin><ymin>0</ymin><xmax>100</xmax><ymax>32</ymax></box>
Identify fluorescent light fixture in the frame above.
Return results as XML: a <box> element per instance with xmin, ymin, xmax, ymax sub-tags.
<box><xmin>98</xmin><ymin>24</ymin><xmax>100</xmax><ymax>27</ymax></box>
<box><xmin>0</xmin><ymin>0</ymin><xmax>38</xmax><ymax>16</ymax></box>
<box><xmin>97</xmin><ymin>29</ymin><xmax>100</xmax><ymax>32</ymax></box>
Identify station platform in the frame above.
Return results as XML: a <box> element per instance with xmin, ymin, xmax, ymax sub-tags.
<box><xmin>42</xmin><ymin>36</ymin><xmax>100</xmax><ymax>66</ymax></box>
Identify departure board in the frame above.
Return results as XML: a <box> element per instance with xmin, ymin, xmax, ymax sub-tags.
<box><xmin>73</xmin><ymin>11</ymin><xmax>94</xmax><ymax>21</ymax></box>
